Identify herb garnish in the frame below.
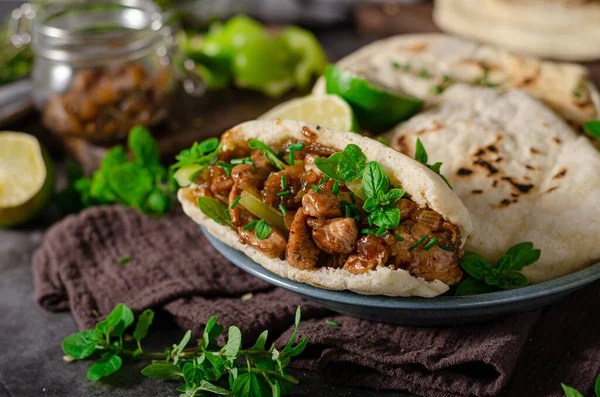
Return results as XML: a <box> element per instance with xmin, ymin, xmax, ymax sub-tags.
<box><xmin>583</xmin><ymin>120</ymin><xmax>600</xmax><ymax>139</ymax></box>
<box><xmin>314</xmin><ymin>144</ymin><xmax>367</xmax><ymax>183</ymax></box>
<box><xmin>417</xmin><ymin>68</ymin><xmax>431</xmax><ymax>79</ymax></box>
<box><xmin>311</xmin><ymin>185</ymin><xmax>321</xmax><ymax>193</ymax></box>
<box><xmin>281</xmin><ymin>175</ymin><xmax>287</xmax><ymax>190</ymax></box>
<box><xmin>424</xmin><ymin>237</ymin><xmax>439</xmax><ymax>251</ymax></box>
<box><xmin>231</xmin><ymin>157</ymin><xmax>256</xmax><ymax>166</ymax></box>
<box><xmin>455</xmin><ymin>242</ymin><xmax>541</xmax><ymax>296</ymax></box>
<box><xmin>430</xmin><ymin>75</ymin><xmax>453</xmax><ymax>96</ymax></box>
<box><xmin>197</xmin><ymin>197</ymin><xmax>232</xmax><ymax>226</ymax></box>
<box><xmin>230</xmin><ymin>195</ymin><xmax>241</xmax><ymax>209</ymax></box>
<box><xmin>377</xmin><ymin>137</ymin><xmax>389</xmax><ymax>146</ymax></box>
<box><xmin>62</xmin><ymin>303</ymin><xmax>308</xmax><ymax>396</ymax></box>
<box><xmin>560</xmin><ymin>372</ymin><xmax>600</xmax><ymax>397</ymax></box>
<box><xmin>117</xmin><ymin>256</ymin><xmax>130</xmax><ymax>265</ymax></box>
<box><xmin>172</xmin><ymin>137</ymin><xmax>220</xmax><ymax>170</ymax></box>
<box><xmin>276</xmin><ymin>191</ymin><xmax>291</xmax><ymax>197</ymax></box>
<box><xmin>217</xmin><ymin>161</ymin><xmax>234</xmax><ymax>176</ymax></box>
<box><xmin>255</xmin><ymin>220</ymin><xmax>272</xmax><ymax>240</ymax></box>
<box><xmin>394</xmin><ymin>234</ymin><xmax>404</xmax><ymax>241</ymax></box>
<box><xmin>439</xmin><ymin>244</ymin><xmax>454</xmax><ymax>252</ymax></box>
<box><xmin>415</xmin><ymin>138</ymin><xmax>452</xmax><ymax>188</ymax></box>
<box><xmin>332</xmin><ymin>181</ymin><xmax>340</xmax><ymax>195</ymax></box>
<box><xmin>326</xmin><ymin>320</ymin><xmax>340</xmax><ymax>327</ymax></box>
<box><xmin>572</xmin><ymin>82</ymin><xmax>585</xmax><ymax>99</ymax></box>
<box><xmin>288</xmin><ymin>142</ymin><xmax>305</xmax><ymax>165</ymax></box>
<box><xmin>474</xmin><ymin>67</ymin><xmax>499</xmax><ymax>88</ymax></box>
<box><xmin>361</xmin><ymin>162</ymin><xmax>404</xmax><ymax>231</ymax></box>
<box><xmin>243</xmin><ymin>220</ymin><xmax>257</xmax><ymax>230</ymax></box>
<box><xmin>279</xmin><ymin>203</ymin><xmax>287</xmax><ymax>215</ymax></box>
<box><xmin>249</xmin><ymin>139</ymin><xmax>286</xmax><ymax>170</ymax></box>
<box><xmin>409</xmin><ymin>234</ymin><xmax>429</xmax><ymax>251</ymax></box>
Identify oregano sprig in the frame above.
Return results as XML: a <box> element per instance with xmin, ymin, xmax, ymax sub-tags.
<box><xmin>62</xmin><ymin>304</ymin><xmax>308</xmax><ymax>397</ymax></box>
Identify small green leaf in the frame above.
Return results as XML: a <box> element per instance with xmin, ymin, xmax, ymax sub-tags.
<box><xmin>197</xmin><ymin>380</ymin><xmax>233</xmax><ymax>395</ymax></box>
<box><xmin>314</xmin><ymin>144</ymin><xmax>367</xmax><ymax>182</ymax></box>
<box><xmin>460</xmin><ymin>252</ymin><xmax>493</xmax><ymax>281</ymax></box>
<box><xmin>117</xmin><ymin>256</ymin><xmax>130</xmax><ymax>265</ymax></box>
<box><xmin>95</xmin><ymin>303</ymin><xmax>135</xmax><ymax>337</ymax></box>
<box><xmin>381</xmin><ymin>188</ymin><xmax>405</xmax><ymax>205</ymax></box>
<box><xmin>197</xmin><ymin>197</ymin><xmax>232</xmax><ymax>226</ymax></box>
<box><xmin>133</xmin><ymin>309</ymin><xmax>154</xmax><ymax>346</ymax></box>
<box><xmin>326</xmin><ymin>320</ymin><xmax>340</xmax><ymax>327</ymax></box>
<box><xmin>497</xmin><ymin>255</ymin><xmax>512</xmax><ymax>274</ymax></box>
<box><xmin>369</xmin><ymin>206</ymin><xmax>400</xmax><ymax>230</ymax></box>
<box><xmin>414</xmin><ymin>138</ymin><xmax>428</xmax><ymax>164</ymax></box>
<box><xmin>454</xmin><ymin>277</ymin><xmax>498</xmax><ymax>296</ymax></box>
<box><xmin>232</xmin><ymin>372</ymin><xmax>270</xmax><ymax>397</ymax></box>
<box><xmin>172</xmin><ymin>330</ymin><xmax>192</xmax><ymax>364</ymax></box>
<box><xmin>62</xmin><ymin>330</ymin><xmax>96</xmax><ymax>359</ymax></box>
<box><xmin>249</xmin><ymin>139</ymin><xmax>286</xmax><ymax>170</ymax></box>
<box><xmin>203</xmin><ymin>348</ymin><xmax>226</xmax><ymax>373</ymax></box>
<box><xmin>285</xmin><ymin>306</ymin><xmax>302</xmax><ymax>352</ymax></box>
<box><xmin>146</xmin><ymin>190</ymin><xmax>171</xmax><ymax>214</ymax></box>
<box><xmin>101</xmin><ymin>146</ymin><xmax>126</xmax><ymax>170</ymax></box>
<box><xmin>255</xmin><ymin>220</ymin><xmax>272</xmax><ymax>240</ymax></box>
<box><xmin>223</xmin><ymin>326</ymin><xmax>242</xmax><ymax>360</ymax></box>
<box><xmin>107</xmin><ymin>163</ymin><xmax>154</xmax><ymax>207</ymax></box>
<box><xmin>183</xmin><ymin>362</ymin><xmax>202</xmax><ymax>384</ymax></box>
<box><xmin>87</xmin><ymin>355</ymin><xmax>123</xmax><ymax>381</ymax></box>
<box><xmin>561</xmin><ymin>383</ymin><xmax>585</xmax><ymax>397</ymax></box>
<box><xmin>505</xmin><ymin>242</ymin><xmax>541</xmax><ymax>271</ymax></box>
<box><xmin>499</xmin><ymin>272</ymin><xmax>529</xmax><ymax>289</ymax></box>
<box><xmin>288</xmin><ymin>337</ymin><xmax>308</xmax><ymax>357</ymax></box>
<box><xmin>202</xmin><ymin>316</ymin><xmax>224</xmax><ymax>351</ymax></box>
<box><xmin>141</xmin><ymin>363</ymin><xmax>184</xmax><ymax>380</ymax></box>
<box><xmin>361</xmin><ymin>162</ymin><xmax>389</xmax><ymax>199</ymax></box>
<box><xmin>583</xmin><ymin>120</ymin><xmax>600</xmax><ymax>139</ymax></box>
<box><xmin>252</xmin><ymin>330</ymin><xmax>269</xmax><ymax>350</ymax></box>
<box><xmin>128</xmin><ymin>126</ymin><xmax>160</xmax><ymax>168</ymax></box>
<box><xmin>595</xmin><ymin>373</ymin><xmax>600</xmax><ymax>397</ymax></box>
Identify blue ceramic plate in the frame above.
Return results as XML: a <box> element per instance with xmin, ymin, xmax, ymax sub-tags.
<box><xmin>203</xmin><ymin>227</ymin><xmax>600</xmax><ymax>325</ymax></box>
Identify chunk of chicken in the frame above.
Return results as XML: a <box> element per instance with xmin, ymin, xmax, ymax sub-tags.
<box><xmin>228</xmin><ymin>187</ymin><xmax>254</xmax><ymax>227</ymax></box>
<box><xmin>307</xmin><ymin>217</ymin><xmax>358</xmax><ymax>254</ymax></box>
<box><xmin>408</xmin><ymin>247</ymin><xmax>463</xmax><ymax>285</ymax></box>
<box><xmin>343</xmin><ymin>234</ymin><xmax>389</xmax><ymax>274</ymax></box>
<box><xmin>286</xmin><ymin>208</ymin><xmax>320</xmax><ymax>269</ymax></box>
<box><xmin>238</xmin><ymin>227</ymin><xmax>286</xmax><ymax>259</ymax></box>
<box><xmin>302</xmin><ymin>189</ymin><xmax>342</xmax><ymax>218</ymax></box>
<box><xmin>231</xmin><ymin>164</ymin><xmax>264</xmax><ymax>191</ymax></box>
<box><xmin>303</xmin><ymin>154</ymin><xmax>324</xmax><ymax>176</ymax></box>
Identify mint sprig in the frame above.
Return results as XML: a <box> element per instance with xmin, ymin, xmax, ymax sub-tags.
<box><xmin>414</xmin><ymin>138</ymin><xmax>452</xmax><ymax>189</ymax></box>
<box><xmin>560</xmin><ymin>372</ymin><xmax>600</xmax><ymax>397</ymax></box>
<box><xmin>62</xmin><ymin>304</ymin><xmax>307</xmax><ymax>397</ymax></box>
<box><xmin>455</xmin><ymin>242</ymin><xmax>541</xmax><ymax>296</ymax></box>
<box><xmin>361</xmin><ymin>162</ymin><xmax>404</xmax><ymax>231</ymax></box>
<box><xmin>314</xmin><ymin>144</ymin><xmax>367</xmax><ymax>182</ymax></box>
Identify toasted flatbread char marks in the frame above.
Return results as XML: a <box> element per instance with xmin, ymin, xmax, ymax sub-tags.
<box><xmin>386</xmin><ymin>85</ymin><xmax>600</xmax><ymax>283</ymax></box>
<box><xmin>312</xmin><ymin>33</ymin><xmax>600</xmax><ymax>127</ymax></box>
<box><xmin>179</xmin><ymin>120</ymin><xmax>473</xmax><ymax>297</ymax></box>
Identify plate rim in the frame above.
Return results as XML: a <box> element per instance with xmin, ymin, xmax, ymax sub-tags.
<box><xmin>203</xmin><ymin>227</ymin><xmax>600</xmax><ymax>311</ymax></box>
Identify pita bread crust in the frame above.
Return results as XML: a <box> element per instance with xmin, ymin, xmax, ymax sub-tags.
<box><xmin>312</xmin><ymin>33</ymin><xmax>600</xmax><ymax>126</ymax></box>
<box><xmin>433</xmin><ymin>0</ymin><xmax>600</xmax><ymax>61</ymax></box>
<box><xmin>386</xmin><ymin>85</ymin><xmax>600</xmax><ymax>283</ymax></box>
<box><xmin>178</xmin><ymin>120</ymin><xmax>474</xmax><ymax>297</ymax></box>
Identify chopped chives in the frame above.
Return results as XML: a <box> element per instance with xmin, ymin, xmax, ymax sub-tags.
<box><xmin>332</xmin><ymin>181</ymin><xmax>339</xmax><ymax>195</ymax></box>
<box><xmin>360</xmin><ymin>228</ymin><xmax>377</xmax><ymax>235</ymax></box>
<box><xmin>290</xmin><ymin>142</ymin><xmax>305</xmax><ymax>151</ymax></box>
<box><xmin>276</xmin><ymin>191</ymin><xmax>291</xmax><ymax>197</ymax></box>
<box><xmin>349</xmin><ymin>191</ymin><xmax>356</xmax><ymax>204</ymax></box>
<box><xmin>439</xmin><ymin>244</ymin><xmax>455</xmax><ymax>252</ymax></box>
<box><xmin>375</xmin><ymin>226</ymin><xmax>387</xmax><ymax>237</ymax></box>
<box><xmin>231</xmin><ymin>157</ymin><xmax>255</xmax><ymax>166</ymax></box>
<box><xmin>243</xmin><ymin>221</ymin><xmax>257</xmax><ymax>230</ymax></box>
<box><xmin>289</xmin><ymin>152</ymin><xmax>295</xmax><ymax>166</ymax></box>
<box><xmin>344</xmin><ymin>204</ymin><xmax>352</xmax><ymax>218</ymax></box>
<box><xmin>324</xmin><ymin>177</ymin><xmax>331</xmax><ymax>182</ymax></box>
<box><xmin>230</xmin><ymin>195</ymin><xmax>241</xmax><ymax>209</ymax></box>
<box><xmin>311</xmin><ymin>185</ymin><xmax>321</xmax><ymax>193</ymax></box>
<box><xmin>281</xmin><ymin>175</ymin><xmax>287</xmax><ymax>190</ymax></box>
<box><xmin>424</xmin><ymin>237</ymin><xmax>439</xmax><ymax>251</ymax></box>
<box><xmin>279</xmin><ymin>203</ymin><xmax>287</xmax><ymax>215</ymax></box>
<box><xmin>394</xmin><ymin>234</ymin><xmax>404</xmax><ymax>241</ymax></box>
<box><xmin>409</xmin><ymin>234</ymin><xmax>429</xmax><ymax>251</ymax></box>
<box><xmin>117</xmin><ymin>256</ymin><xmax>130</xmax><ymax>265</ymax></box>
<box><xmin>326</xmin><ymin>320</ymin><xmax>340</xmax><ymax>327</ymax></box>
<box><xmin>217</xmin><ymin>161</ymin><xmax>233</xmax><ymax>168</ymax></box>
<box><xmin>318</xmin><ymin>178</ymin><xmax>324</xmax><ymax>185</ymax></box>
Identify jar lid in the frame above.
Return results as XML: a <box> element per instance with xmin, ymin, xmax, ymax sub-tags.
<box><xmin>32</xmin><ymin>0</ymin><xmax>170</xmax><ymax>64</ymax></box>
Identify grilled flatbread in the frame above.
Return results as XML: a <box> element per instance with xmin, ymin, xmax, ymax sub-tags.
<box><xmin>312</xmin><ymin>33</ymin><xmax>600</xmax><ymax>127</ymax></box>
<box><xmin>179</xmin><ymin>120</ymin><xmax>472</xmax><ymax>297</ymax></box>
<box><xmin>385</xmin><ymin>85</ymin><xmax>600</xmax><ymax>283</ymax></box>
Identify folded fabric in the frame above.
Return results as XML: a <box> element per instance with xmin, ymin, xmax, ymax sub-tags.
<box><xmin>33</xmin><ymin>206</ymin><xmax>600</xmax><ymax>397</ymax></box>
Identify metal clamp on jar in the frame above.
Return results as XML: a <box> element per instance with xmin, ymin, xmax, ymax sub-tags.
<box><xmin>12</xmin><ymin>0</ymin><xmax>177</xmax><ymax>143</ymax></box>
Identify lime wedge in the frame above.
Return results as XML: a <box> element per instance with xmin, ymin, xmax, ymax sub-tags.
<box><xmin>0</xmin><ymin>132</ymin><xmax>55</xmax><ymax>227</ymax></box>
<box><xmin>259</xmin><ymin>94</ymin><xmax>358</xmax><ymax>132</ymax></box>
<box><xmin>324</xmin><ymin>65</ymin><xmax>423</xmax><ymax>132</ymax></box>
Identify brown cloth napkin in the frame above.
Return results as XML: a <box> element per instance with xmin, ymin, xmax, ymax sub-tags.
<box><xmin>33</xmin><ymin>206</ymin><xmax>600</xmax><ymax>397</ymax></box>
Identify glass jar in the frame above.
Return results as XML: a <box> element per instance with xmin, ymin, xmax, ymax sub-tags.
<box><xmin>23</xmin><ymin>0</ymin><xmax>176</xmax><ymax>143</ymax></box>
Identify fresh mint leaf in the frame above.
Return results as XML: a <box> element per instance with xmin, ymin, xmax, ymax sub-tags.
<box><xmin>107</xmin><ymin>163</ymin><xmax>154</xmax><ymax>207</ymax></box>
<box><xmin>381</xmin><ymin>188</ymin><xmax>405</xmax><ymax>205</ymax></box>
<box><xmin>197</xmin><ymin>197</ymin><xmax>232</xmax><ymax>226</ymax></box>
<box><xmin>62</xmin><ymin>330</ymin><xmax>96</xmax><ymax>359</ymax></box>
<box><xmin>595</xmin><ymin>373</ymin><xmax>600</xmax><ymax>397</ymax></box>
<box><xmin>95</xmin><ymin>303</ymin><xmax>134</xmax><ymax>337</ymax></box>
<box><xmin>368</xmin><ymin>206</ymin><xmax>400</xmax><ymax>230</ymax></box>
<box><xmin>251</xmin><ymin>330</ymin><xmax>269</xmax><ymax>350</ymax></box>
<box><xmin>102</xmin><ymin>146</ymin><xmax>127</xmax><ymax>170</ymax></box>
<box><xmin>505</xmin><ymin>242</ymin><xmax>541</xmax><ymax>271</ymax></box>
<box><xmin>203</xmin><ymin>349</ymin><xmax>227</xmax><ymax>374</ymax></box>
<box><xmin>415</xmin><ymin>138</ymin><xmax>428</xmax><ymax>164</ymax></box>
<box><xmin>141</xmin><ymin>363</ymin><xmax>184</xmax><ymax>380</ymax></box>
<box><xmin>183</xmin><ymin>362</ymin><xmax>203</xmax><ymax>385</ymax></box>
<box><xmin>255</xmin><ymin>220</ymin><xmax>272</xmax><ymax>240</ymax></box>
<box><xmin>196</xmin><ymin>380</ymin><xmax>233</xmax><ymax>395</ymax></box>
<box><xmin>172</xmin><ymin>330</ymin><xmax>191</xmax><ymax>365</ymax></box>
<box><xmin>133</xmin><ymin>309</ymin><xmax>154</xmax><ymax>347</ymax></box>
<box><xmin>454</xmin><ymin>277</ymin><xmax>497</xmax><ymax>296</ymax></box>
<box><xmin>146</xmin><ymin>190</ymin><xmax>170</xmax><ymax>214</ymax></box>
<box><xmin>561</xmin><ymin>383</ymin><xmax>585</xmax><ymax>397</ymax></box>
<box><xmin>249</xmin><ymin>139</ymin><xmax>286</xmax><ymax>170</ymax></box>
<box><xmin>285</xmin><ymin>307</ymin><xmax>302</xmax><ymax>352</ymax></box>
<box><xmin>499</xmin><ymin>272</ymin><xmax>528</xmax><ymax>289</ymax></box>
<box><xmin>362</xmin><ymin>162</ymin><xmax>389</xmax><ymax>199</ymax></box>
<box><xmin>459</xmin><ymin>252</ymin><xmax>493</xmax><ymax>281</ymax></box>
<box><xmin>314</xmin><ymin>144</ymin><xmax>367</xmax><ymax>182</ymax></box>
<box><xmin>497</xmin><ymin>255</ymin><xmax>512</xmax><ymax>273</ymax></box>
<box><xmin>583</xmin><ymin>120</ymin><xmax>600</xmax><ymax>139</ymax></box>
<box><xmin>222</xmin><ymin>326</ymin><xmax>242</xmax><ymax>361</ymax></box>
<box><xmin>129</xmin><ymin>126</ymin><xmax>160</xmax><ymax>168</ymax></box>
<box><xmin>87</xmin><ymin>355</ymin><xmax>123</xmax><ymax>381</ymax></box>
<box><xmin>172</xmin><ymin>138</ymin><xmax>220</xmax><ymax>170</ymax></box>
<box><xmin>363</xmin><ymin>198</ymin><xmax>379</xmax><ymax>213</ymax></box>
<box><xmin>288</xmin><ymin>337</ymin><xmax>308</xmax><ymax>357</ymax></box>
<box><xmin>202</xmin><ymin>316</ymin><xmax>224</xmax><ymax>351</ymax></box>
<box><xmin>232</xmin><ymin>372</ymin><xmax>270</xmax><ymax>397</ymax></box>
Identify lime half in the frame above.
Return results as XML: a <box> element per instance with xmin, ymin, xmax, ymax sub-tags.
<box><xmin>259</xmin><ymin>94</ymin><xmax>359</xmax><ymax>132</ymax></box>
<box><xmin>324</xmin><ymin>65</ymin><xmax>423</xmax><ymax>132</ymax></box>
<box><xmin>0</xmin><ymin>132</ymin><xmax>55</xmax><ymax>227</ymax></box>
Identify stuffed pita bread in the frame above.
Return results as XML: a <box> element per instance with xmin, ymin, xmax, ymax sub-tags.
<box><xmin>178</xmin><ymin>120</ymin><xmax>472</xmax><ymax>297</ymax></box>
<box><xmin>385</xmin><ymin>85</ymin><xmax>600</xmax><ymax>283</ymax></box>
<box><xmin>312</xmin><ymin>33</ymin><xmax>600</xmax><ymax>127</ymax></box>
<box><xmin>433</xmin><ymin>0</ymin><xmax>600</xmax><ymax>62</ymax></box>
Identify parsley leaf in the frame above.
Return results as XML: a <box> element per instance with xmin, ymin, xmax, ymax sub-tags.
<box><xmin>314</xmin><ymin>144</ymin><xmax>367</xmax><ymax>182</ymax></box>
<box><xmin>255</xmin><ymin>220</ymin><xmax>272</xmax><ymax>240</ymax></box>
<box><xmin>197</xmin><ymin>197</ymin><xmax>232</xmax><ymax>226</ymax></box>
<box><xmin>249</xmin><ymin>139</ymin><xmax>286</xmax><ymax>170</ymax></box>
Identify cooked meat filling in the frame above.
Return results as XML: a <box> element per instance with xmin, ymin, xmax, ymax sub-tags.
<box><xmin>192</xmin><ymin>139</ymin><xmax>464</xmax><ymax>285</ymax></box>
